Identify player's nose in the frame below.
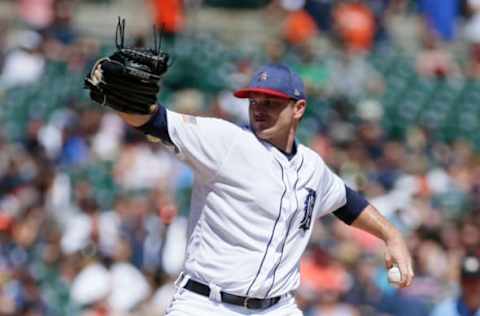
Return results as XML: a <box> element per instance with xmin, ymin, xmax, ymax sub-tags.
<box><xmin>252</xmin><ymin>108</ymin><xmax>269</xmax><ymax>118</ymax></box>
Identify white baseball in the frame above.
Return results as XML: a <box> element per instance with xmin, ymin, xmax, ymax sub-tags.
<box><xmin>388</xmin><ymin>266</ymin><xmax>402</xmax><ymax>286</ymax></box>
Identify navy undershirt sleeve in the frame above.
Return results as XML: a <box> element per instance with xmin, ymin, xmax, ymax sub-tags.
<box><xmin>333</xmin><ymin>185</ymin><xmax>369</xmax><ymax>225</ymax></box>
<box><xmin>135</xmin><ymin>104</ymin><xmax>173</xmax><ymax>144</ymax></box>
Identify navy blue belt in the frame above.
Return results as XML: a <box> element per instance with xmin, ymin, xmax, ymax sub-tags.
<box><xmin>183</xmin><ymin>279</ymin><xmax>281</xmax><ymax>310</ymax></box>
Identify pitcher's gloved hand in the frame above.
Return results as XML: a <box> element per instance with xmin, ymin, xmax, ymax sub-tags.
<box><xmin>84</xmin><ymin>17</ymin><xmax>170</xmax><ymax>114</ymax></box>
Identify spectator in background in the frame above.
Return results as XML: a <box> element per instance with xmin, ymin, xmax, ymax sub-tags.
<box><xmin>300</xmin><ymin>246</ymin><xmax>359</xmax><ymax>315</ymax></box>
<box><xmin>39</xmin><ymin>0</ymin><xmax>94</xmax><ymax>71</ymax></box>
<box><xmin>345</xmin><ymin>255</ymin><xmax>394</xmax><ymax>315</ymax></box>
<box><xmin>464</xmin><ymin>0</ymin><xmax>480</xmax><ymax>77</ymax></box>
<box><xmin>304</xmin><ymin>0</ymin><xmax>334</xmax><ymax>33</ymax></box>
<box><xmin>149</xmin><ymin>187</ymin><xmax>187</xmax><ymax>276</ymax></box>
<box><xmin>0</xmin><ymin>19</ymin><xmax>7</xmax><ymax>69</ymax></box>
<box><xmin>401</xmin><ymin>238</ymin><xmax>449</xmax><ymax>308</ymax></box>
<box><xmin>333</xmin><ymin>0</ymin><xmax>376</xmax><ymax>53</ymax></box>
<box><xmin>385</xmin><ymin>0</ymin><xmax>420</xmax><ymax>52</ymax></box>
<box><xmin>149</xmin><ymin>0</ymin><xmax>185</xmax><ymax>36</ymax></box>
<box><xmin>416</xmin><ymin>32</ymin><xmax>462</xmax><ymax>79</ymax></box>
<box><xmin>417</xmin><ymin>0</ymin><xmax>459</xmax><ymax>42</ymax></box>
<box><xmin>60</xmin><ymin>194</ymin><xmax>102</xmax><ymax>256</ymax></box>
<box><xmin>44</xmin><ymin>0</ymin><xmax>77</xmax><ymax>45</ymax></box>
<box><xmin>113</xmin><ymin>131</ymin><xmax>177</xmax><ymax>191</ymax></box>
<box><xmin>311</xmin><ymin>288</ymin><xmax>360</xmax><ymax>316</ymax></box>
<box><xmin>17</xmin><ymin>0</ymin><xmax>54</xmax><ymax>30</ymax></box>
<box><xmin>0</xmin><ymin>30</ymin><xmax>45</xmax><ymax>88</ymax></box>
<box><xmin>366</xmin><ymin>0</ymin><xmax>392</xmax><ymax>45</ymax></box>
<box><xmin>326</xmin><ymin>49</ymin><xmax>384</xmax><ymax>99</ymax></box>
<box><xmin>291</xmin><ymin>42</ymin><xmax>330</xmax><ymax>98</ymax></box>
<box><xmin>58</xmin><ymin>114</ymin><xmax>90</xmax><ymax>168</ymax></box>
<box><xmin>430</xmin><ymin>253</ymin><xmax>480</xmax><ymax>316</ymax></box>
<box><xmin>70</xmin><ymin>262</ymin><xmax>112</xmax><ymax>316</ymax></box>
<box><xmin>282</xmin><ymin>8</ymin><xmax>319</xmax><ymax>46</ymax></box>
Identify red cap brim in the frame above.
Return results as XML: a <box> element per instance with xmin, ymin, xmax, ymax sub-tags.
<box><xmin>233</xmin><ymin>88</ymin><xmax>291</xmax><ymax>100</ymax></box>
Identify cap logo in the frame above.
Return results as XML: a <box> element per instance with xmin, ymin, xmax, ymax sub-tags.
<box><xmin>294</xmin><ymin>89</ymin><xmax>300</xmax><ymax>96</ymax></box>
<box><xmin>259</xmin><ymin>72</ymin><xmax>268</xmax><ymax>81</ymax></box>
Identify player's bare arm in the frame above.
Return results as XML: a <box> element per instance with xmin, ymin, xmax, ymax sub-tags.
<box><xmin>351</xmin><ymin>205</ymin><xmax>414</xmax><ymax>288</ymax></box>
<box><xmin>116</xmin><ymin>109</ymin><xmax>154</xmax><ymax>127</ymax></box>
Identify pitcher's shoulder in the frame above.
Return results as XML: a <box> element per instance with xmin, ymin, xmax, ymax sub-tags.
<box><xmin>298</xmin><ymin>145</ymin><xmax>327</xmax><ymax>165</ymax></box>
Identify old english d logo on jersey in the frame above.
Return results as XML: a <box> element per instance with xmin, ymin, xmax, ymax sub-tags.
<box><xmin>299</xmin><ymin>188</ymin><xmax>316</xmax><ymax>231</ymax></box>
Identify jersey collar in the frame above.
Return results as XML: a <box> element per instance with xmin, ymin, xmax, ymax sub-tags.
<box><xmin>268</xmin><ymin>141</ymin><xmax>303</xmax><ymax>167</ymax></box>
<box><xmin>276</xmin><ymin>142</ymin><xmax>297</xmax><ymax>161</ymax></box>
<box><xmin>247</xmin><ymin>125</ymin><xmax>302</xmax><ymax>166</ymax></box>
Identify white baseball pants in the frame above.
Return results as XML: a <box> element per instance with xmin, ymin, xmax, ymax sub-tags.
<box><xmin>165</xmin><ymin>287</ymin><xmax>303</xmax><ymax>316</ymax></box>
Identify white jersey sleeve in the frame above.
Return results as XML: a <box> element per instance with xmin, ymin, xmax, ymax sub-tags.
<box><xmin>166</xmin><ymin>110</ymin><xmax>238</xmax><ymax>180</ymax></box>
<box><xmin>316</xmin><ymin>158</ymin><xmax>347</xmax><ymax>218</ymax></box>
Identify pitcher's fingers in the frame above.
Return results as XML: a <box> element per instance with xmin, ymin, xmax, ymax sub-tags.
<box><xmin>400</xmin><ymin>262</ymin><xmax>414</xmax><ymax>287</ymax></box>
<box><xmin>94</xmin><ymin>69</ymin><xmax>103</xmax><ymax>81</ymax></box>
<box><xmin>403</xmin><ymin>269</ymin><xmax>413</xmax><ymax>287</ymax></box>
<box><xmin>405</xmin><ymin>271</ymin><xmax>413</xmax><ymax>287</ymax></box>
<box><xmin>385</xmin><ymin>251</ymin><xmax>394</xmax><ymax>269</ymax></box>
<box><xmin>405</xmin><ymin>262</ymin><xmax>414</xmax><ymax>287</ymax></box>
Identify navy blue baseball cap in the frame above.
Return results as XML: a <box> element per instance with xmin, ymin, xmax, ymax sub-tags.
<box><xmin>234</xmin><ymin>64</ymin><xmax>306</xmax><ymax>101</ymax></box>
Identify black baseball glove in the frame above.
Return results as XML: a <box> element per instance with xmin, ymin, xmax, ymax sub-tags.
<box><xmin>84</xmin><ymin>18</ymin><xmax>170</xmax><ymax>114</ymax></box>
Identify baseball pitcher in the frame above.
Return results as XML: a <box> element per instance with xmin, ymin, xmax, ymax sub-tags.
<box><xmin>84</xmin><ymin>19</ymin><xmax>414</xmax><ymax>315</ymax></box>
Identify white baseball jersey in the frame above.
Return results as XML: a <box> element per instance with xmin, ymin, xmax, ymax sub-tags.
<box><xmin>166</xmin><ymin>110</ymin><xmax>347</xmax><ymax>298</ymax></box>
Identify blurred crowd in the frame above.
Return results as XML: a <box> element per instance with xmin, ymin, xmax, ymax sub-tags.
<box><xmin>1</xmin><ymin>0</ymin><xmax>480</xmax><ymax>315</ymax></box>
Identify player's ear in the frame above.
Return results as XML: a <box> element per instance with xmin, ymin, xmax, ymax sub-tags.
<box><xmin>293</xmin><ymin>100</ymin><xmax>306</xmax><ymax>120</ymax></box>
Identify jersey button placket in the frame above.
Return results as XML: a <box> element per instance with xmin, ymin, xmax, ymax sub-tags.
<box><xmin>264</xmin><ymin>166</ymin><xmax>296</xmax><ymax>297</ymax></box>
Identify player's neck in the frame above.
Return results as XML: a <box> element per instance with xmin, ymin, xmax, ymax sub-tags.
<box><xmin>270</xmin><ymin>126</ymin><xmax>297</xmax><ymax>154</ymax></box>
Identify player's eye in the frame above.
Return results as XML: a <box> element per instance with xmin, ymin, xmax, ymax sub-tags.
<box><xmin>249</xmin><ymin>98</ymin><xmax>284</xmax><ymax>108</ymax></box>
<box><xmin>267</xmin><ymin>99</ymin><xmax>285</xmax><ymax>107</ymax></box>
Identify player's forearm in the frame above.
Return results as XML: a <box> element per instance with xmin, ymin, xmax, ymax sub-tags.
<box><xmin>120</xmin><ymin>104</ymin><xmax>173</xmax><ymax>145</ymax></box>
<box><xmin>116</xmin><ymin>109</ymin><xmax>154</xmax><ymax>127</ymax></box>
<box><xmin>350</xmin><ymin>204</ymin><xmax>402</xmax><ymax>244</ymax></box>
